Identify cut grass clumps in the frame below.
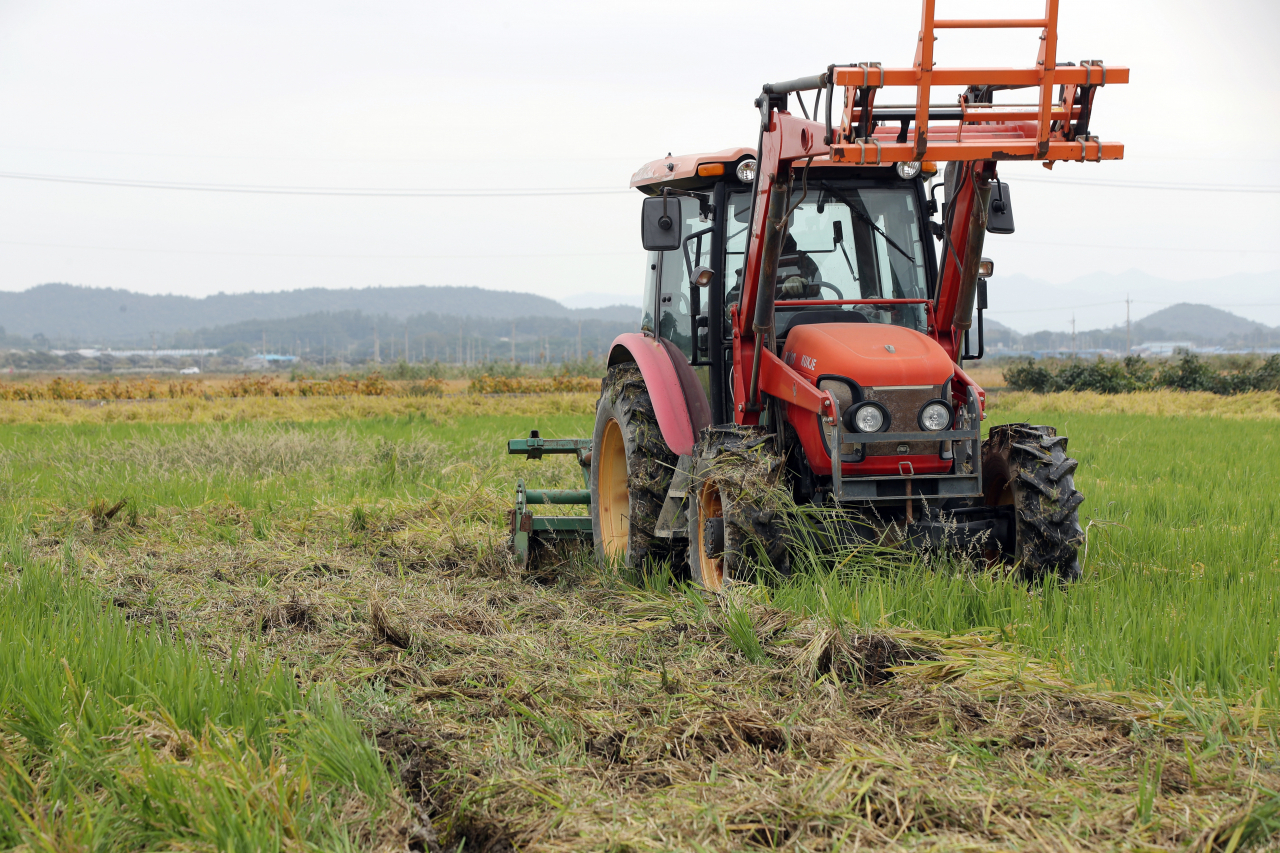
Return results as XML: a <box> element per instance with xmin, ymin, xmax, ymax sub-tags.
<box><xmin>0</xmin><ymin>543</ymin><xmax>416</xmax><ymax>850</ymax></box>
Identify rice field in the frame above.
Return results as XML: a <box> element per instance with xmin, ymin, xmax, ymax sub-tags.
<box><xmin>1</xmin><ymin>389</ymin><xmax>1278</xmax><ymax>850</ymax></box>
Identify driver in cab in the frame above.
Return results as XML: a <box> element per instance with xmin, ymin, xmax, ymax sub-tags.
<box><xmin>776</xmin><ymin>232</ymin><xmax>821</xmax><ymax>300</ymax></box>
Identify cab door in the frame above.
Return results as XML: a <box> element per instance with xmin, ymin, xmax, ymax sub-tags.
<box><xmin>654</xmin><ymin>196</ymin><xmax>709</xmax><ymax>362</ymax></box>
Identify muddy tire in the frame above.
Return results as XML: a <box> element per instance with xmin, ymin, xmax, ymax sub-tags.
<box><xmin>981</xmin><ymin>423</ymin><xmax>1084</xmax><ymax>581</ymax></box>
<box><xmin>686</xmin><ymin>425</ymin><xmax>791</xmax><ymax>591</ymax></box>
<box><xmin>590</xmin><ymin>364</ymin><xmax>678</xmax><ymax>567</ymax></box>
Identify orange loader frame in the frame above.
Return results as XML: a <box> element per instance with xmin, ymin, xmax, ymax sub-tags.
<box><xmin>733</xmin><ymin>0</ymin><xmax>1127</xmax><ymax>429</ymax></box>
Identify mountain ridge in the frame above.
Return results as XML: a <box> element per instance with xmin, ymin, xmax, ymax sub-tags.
<box><xmin>0</xmin><ymin>283</ymin><xmax>638</xmax><ymax>344</ymax></box>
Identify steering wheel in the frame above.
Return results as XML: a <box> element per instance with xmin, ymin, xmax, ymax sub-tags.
<box><xmin>811</xmin><ymin>280</ymin><xmax>845</xmax><ymax>300</ymax></box>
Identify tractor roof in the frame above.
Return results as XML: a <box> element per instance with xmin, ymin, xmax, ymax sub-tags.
<box><xmin>630</xmin><ymin>147</ymin><xmax>754</xmax><ymax>195</ymax></box>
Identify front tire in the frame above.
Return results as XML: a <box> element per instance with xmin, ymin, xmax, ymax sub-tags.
<box><xmin>686</xmin><ymin>426</ymin><xmax>790</xmax><ymax>591</ymax></box>
<box><xmin>981</xmin><ymin>423</ymin><xmax>1085</xmax><ymax>580</ymax></box>
<box><xmin>590</xmin><ymin>364</ymin><xmax>677</xmax><ymax>567</ymax></box>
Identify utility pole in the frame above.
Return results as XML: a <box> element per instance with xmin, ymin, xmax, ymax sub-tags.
<box><xmin>1125</xmin><ymin>294</ymin><xmax>1132</xmax><ymax>355</ymax></box>
<box><xmin>151</xmin><ymin>331</ymin><xmax>156</xmax><ymax>367</ymax></box>
<box><xmin>373</xmin><ymin>322</ymin><xmax>380</xmax><ymax>363</ymax></box>
<box><xmin>577</xmin><ymin>320</ymin><xmax>582</xmax><ymax>362</ymax></box>
<box><xmin>511</xmin><ymin>322</ymin><xmax>516</xmax><ymax>364</ymax></box>
<box><xmin>1071</xmin><ymin>314</ymin><xmax>1076</xmax><ymax>358</ymax></box>
<box><xmin>262</xmin><ymin>330</ymin><xmax>267</xmax><ymax>358</ymax></box>
<box><xmin>405</xmin><ymin>325</ymin><xmax>410</xmax><ymax>364</ymax></box>
<box><xmin>323</xmin><ymin>336</ymin><xmax>327</xmax><ymax>367</ymax></box>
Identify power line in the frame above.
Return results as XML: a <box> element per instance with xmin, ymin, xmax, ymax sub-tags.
<box><xmin>991</xmin><ymin>300</ymin><xmax>1280</xmax><ymax>314</ymax></box>
<box><xmin>1016</xmin><ymin>176</ymin><xmax>1280</xmax><ymax>194</ymax></box>
<box><xmin>0</xmin><ymin>171</ymin><xmax>632</xmax><ymax>197</ymax></box>
<box><xmin>1003</xmin><ymin>238</ymin><xmax>1280</xmax><ymax>255</ymax></box>
<box><xmin>4</xmin><ymin>233</ymin><xmax>1274</xmax><ymax>261</ymax></box>
<box><xmin>1</xmin><ymin>168</ymin><xmax>1275</xmax><ymax>197</ymax></box>
<box><xmin>0</xmin><ymin>238</ymin><xmax>638</xmax><ymax>260</ymax></box>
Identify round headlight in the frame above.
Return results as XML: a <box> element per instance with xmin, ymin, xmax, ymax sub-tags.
<box><xmin>919</xmin><ymin>401</ymin><xmax>952</xmax><ymax>431</ymax></box>
<box><xmin>735</xmin><ymin>159</ymin><xmax>757</xmax><ymax>184</ymax></box>
<box><xmin>852</xmin><ymin>403</ymin><xmax>885</xmax><ymax>433</ymax></box>
<box><xmin>895</xmin><ymin>161</ymin><xmax>922</xmax><ymax>180</ymax></box>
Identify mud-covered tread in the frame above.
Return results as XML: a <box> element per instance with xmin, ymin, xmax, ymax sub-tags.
<box><xmin>1047</xmin><ymin>458</ymin><xmax>1079</xmax><ymax>482</ymax></box>
<box><xmin>590</xmin><ymin>363</ymin><xmax>679</xmax><ymax>567</ymax></box>
<box><xmin>982</xmin><ymin>423</ymin><xmax>1085</xmax><ymax>581</ymax></box>
<box><xmin>1011</xmin><ymin>442</ymin><xmax>1053</xmax><ymax>463</ymax></box>
<box><xmin>686</xmin><ymin>425</ymin><xmax>791</xmax><ymax>587</ymax></box>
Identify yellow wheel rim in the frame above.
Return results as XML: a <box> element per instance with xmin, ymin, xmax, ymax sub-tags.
<box><xmin>598</xmin><ymin>418</ymin><xmax>629</xmax><ymax>558</ymax></box>
<box><xmin>696</xmin><ymin>479</ymin><xmax>725</xmax><ymax>591</ymax></box>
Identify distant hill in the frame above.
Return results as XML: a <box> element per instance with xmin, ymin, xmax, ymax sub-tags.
<box><xmin>0</xmin><ymin>283</ymin><xmax>637</xmax><ymax>345</ymax></box>
<box><xmin>167</xmin><ymin>308</ymin><xmax>637</xmax><ymax>364</ymax></box>
<box><xmin>1134</xmin><ymin>303</ymin><xmax>1274</xmax><ymax>340</ymax></box>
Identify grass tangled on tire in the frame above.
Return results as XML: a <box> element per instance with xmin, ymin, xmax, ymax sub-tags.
<box><xmin>689</xmin><ymin>425</ymin><xmax>794</xmax><ymax>578</ymax></box>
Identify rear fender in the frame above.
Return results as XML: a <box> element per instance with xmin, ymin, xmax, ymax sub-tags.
<box><xmin>607</xmin><ymin>333</ymin><xmax>710</xmax><ymax>457</ymax></box>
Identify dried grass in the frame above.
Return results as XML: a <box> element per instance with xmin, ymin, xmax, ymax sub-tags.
<box><xmin>41</xmin><ymin>491</ymin><xmax>1280</xmax><ymax>852</ymax></box>
<box><xmin>0</xmin><ymin>390</ymin><xmax>597</xmax><ymax>425</ymax></box>
<box><xmin>989</xmin><ymin>388</ymin><xmax>1280</xmax><ymax>419</ymax></box>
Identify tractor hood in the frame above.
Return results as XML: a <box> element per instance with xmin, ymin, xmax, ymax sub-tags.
<box><xmin>781</xmin><ymin>322</ymin><xmax>954</xmax><ymax>388</ymax></box>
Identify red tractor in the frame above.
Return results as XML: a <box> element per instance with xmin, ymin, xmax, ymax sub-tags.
<box><xmin>509</xmin><ymin>1</ymin><xmax>1126</xmax><ymax>588</ymax></box>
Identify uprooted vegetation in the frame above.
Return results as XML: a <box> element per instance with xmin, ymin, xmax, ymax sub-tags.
<box><xmin>15</xmin><ymin>502</ymin><xmax>1280</xmax><ymax>850</ymax></box>
<box><xmin>2</xmin><ymin>401</ymin><xmax>1280</xmax><ymax>850</ymax></box>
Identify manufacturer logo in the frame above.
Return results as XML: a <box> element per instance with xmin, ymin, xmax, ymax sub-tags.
<box><xmin>800</xmin><ymin>354</ymin><xmax>818</xmax><ymax>371</ymax></box>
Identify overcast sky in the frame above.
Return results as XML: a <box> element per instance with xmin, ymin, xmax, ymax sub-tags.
<box><xmin>0</xmin><ymin>0</ymin><xmax>1276</xmax><ymax>332</ymax></box>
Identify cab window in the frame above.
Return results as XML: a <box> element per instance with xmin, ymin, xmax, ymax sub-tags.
<box><xmin>656</xmin><ymin>197</ymin><xmax>711</xmax><ymax>360</ymax></box>
<box><xmin>724</xmin><ymin>182</ymin><xmax>931</xmax><ymax>336</ymax></box>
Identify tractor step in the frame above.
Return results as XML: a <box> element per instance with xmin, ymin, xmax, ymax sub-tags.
<box><xmin>506</xmin><ymin>430</ymin><xmax>594</xmax><ymax>567</ymax></box>
<box><xmin>654</xmin><ymin>454</ymin><xmax>693</xmax><ymax>538</ymax></box>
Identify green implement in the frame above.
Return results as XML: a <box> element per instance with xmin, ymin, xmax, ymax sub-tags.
<box><xmin>506</xmin><ymin>430</ymin><xmax>593</xmax><ymax>567</ymax></box>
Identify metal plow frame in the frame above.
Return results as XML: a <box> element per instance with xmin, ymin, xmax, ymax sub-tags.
<box><xmin>506</xmin><ymin>430</ymin><xmax>593</xmax><ymax>567</ymax></box>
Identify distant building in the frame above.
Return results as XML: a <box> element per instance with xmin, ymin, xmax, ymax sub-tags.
<box><xmin>242</xmin><ymin>354</ymin><xmax>299</xmax><ymax>370</ymax></box>
<box><xmin>1133</xmin><ymin>342</ymin><xmax>1195</xmax><ymax>356</ymax></box>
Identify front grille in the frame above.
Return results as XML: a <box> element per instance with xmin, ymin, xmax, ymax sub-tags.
<box><xmin>820</xmin><ymin>383</ymin><xmax>949</xmax><ymax>458</ymax></box>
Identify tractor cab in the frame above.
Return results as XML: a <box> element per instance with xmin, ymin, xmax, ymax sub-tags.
<box><xmin>631</xmin><ymin>151</ymin><xmax>957</xmax><ymax>430</ymax></box>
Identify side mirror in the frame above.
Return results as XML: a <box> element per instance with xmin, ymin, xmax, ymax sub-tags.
<box><xmin>832</xmin><ymin>220</ymin><xmax>844</xmax><ymax>245</ymax></box>
<box><xmin>986</xmin><ymin>181</ymin><xmax>1015</xmax><ymax>234</ymax></box>
<box><xmin>641</xmin><ymin>196</ymin><xmax>682</xmax><ymax>251</ymax></box>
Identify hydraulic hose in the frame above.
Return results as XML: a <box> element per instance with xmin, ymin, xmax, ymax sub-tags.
<box><xmin>953</xmin><ymin>169</ymin><xmax>992</xmax><ymax>331</ymax></box>
<box><xmin>747</xmin><ymin>179</ymin><xmax>789</xmax><ymax>409</ymax></box>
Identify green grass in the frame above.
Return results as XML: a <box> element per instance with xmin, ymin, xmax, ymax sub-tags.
<box><xmin>773</xmin><ymin>411</ymin><xmax>1280</xmax><ymax>705</ymax></box>
<box><xmin>0</xmin><ymin>532</ymin><xmax>398</xmax><ymax>850</ymax></box>
<box><xmin>2</xmin><ymin>396</ymin><xmax>1279</xmax><ymax>849</ymax></box>
<box><xmin>4</xmin><ymin>407</ymin><xmax>1276</xmax><ymax>707</ymax></box>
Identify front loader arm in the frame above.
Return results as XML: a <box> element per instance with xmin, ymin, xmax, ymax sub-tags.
<box><xmin>737</xmin><ymin>110</ymin><xmax>831</xmax><ymax>339</ymax></box>
<box><xmin>738</xmin><ymin>108</ymin><xmax>831</xmax><ymax>414</ymax></box>
<box><xmin>933</xmin><ymin>160</ymin><xmax>995</xmax><ymax>361</ymax></box>
<box><xmin>731</xmin><ymin>303</ymin><xmax>837</xmax><ymax>426</ymax></box>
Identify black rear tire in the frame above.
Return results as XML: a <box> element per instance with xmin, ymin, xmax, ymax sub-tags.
<box><xmin>981</xmin><ymin>423</ymin><xmax>1085</xmax><ymax>581</ymax></box>
<box><xmin>589</xmin><ymin>364</ymin><xmax>678</xmax><ymax>568</ymax></box>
